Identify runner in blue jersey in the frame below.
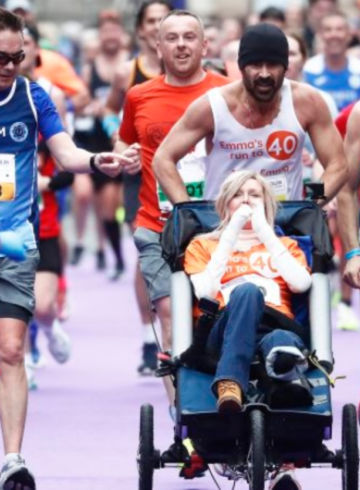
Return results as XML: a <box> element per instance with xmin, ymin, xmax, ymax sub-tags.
<box><xmin>303</xmin><ymin>12</ymin><xmax>360</xmax><ymax>111</ymax></box>
<box><xmin>0</xmin><ymin>8</ymin><xmax>139</xmax><ymax>490</ymax></box>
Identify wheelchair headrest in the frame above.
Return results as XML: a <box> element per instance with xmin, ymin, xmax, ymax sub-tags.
<box><xmin>161</xmin><ymin>200</ymin><xmax>333</xmax><ymax>273</ymax></box>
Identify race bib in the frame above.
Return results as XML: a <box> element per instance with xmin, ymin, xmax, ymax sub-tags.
<box><xmin>220</xmin><ymin>274</ymin><xmax>281</xmax><ymax>306</ymax></box>
<box><xmin>266</xmin><ymin>174</ymin><xmax>288</xmax><ymax>201</ymax></box>
<box><xmin>157</xmin><ymin>141</ymin><xmax>206</xmax><ymax>212</ymax></box>
<box><xmin>0</xmin><ymin>154</ymin><xmax>16</xmax><ymax>201</ymax></box>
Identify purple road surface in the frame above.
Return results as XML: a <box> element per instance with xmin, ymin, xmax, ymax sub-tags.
<box><xmin>7</xmin><ymin>237</ymin><xmax>359</xmax><ymax>490</ymax></box>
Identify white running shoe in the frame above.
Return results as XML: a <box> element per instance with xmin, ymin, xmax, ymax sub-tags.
<box><xmin>44</xmin><ymin>320</ymin><xmax>71</xmax><ymax>364</ymax></box>
<box><xmin>24</xmin><ymin>354</ymin><xmax>37</xmax><ymax>391</ymax></box>
<box><xmin>337</xmin><ymin>302</ymin><xmax>360</xmax><ymax>331</ymax></box>
<box><xmin>213</xmin><ymin>463</ymin><xmax>233</xmax><ymax>478</ymax></box>
<box><xmin>0</xmin><ymin>454</ymin><xmax>36</xmax><ymax>489</ymax></box>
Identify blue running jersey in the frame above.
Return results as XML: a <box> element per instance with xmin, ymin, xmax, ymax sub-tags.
<box><xmin>0</xmin><ymin>76</ymin><xmax>63</xmax><ymax>253</ymax></box>
<box><xmin>303</xmin><ymin>54</ymin><xmax>360</xmax><ymax>111</ymax></box>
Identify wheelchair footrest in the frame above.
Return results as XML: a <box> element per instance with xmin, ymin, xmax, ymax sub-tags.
<box><xmin>180</xmin><ymin>454</ymin><xmax>207</xmax><ymax>479</ymax></box>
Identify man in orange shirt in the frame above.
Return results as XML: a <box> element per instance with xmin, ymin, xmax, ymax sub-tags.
<box><xmin>105</xmin><ymin>0</ymin><xmax>172</xmax><ymax>375</ymax></box>
<box><xmin>116</xmin><ymin>11</ymin><xmax>229</xmax><ymax>392</ymax></box>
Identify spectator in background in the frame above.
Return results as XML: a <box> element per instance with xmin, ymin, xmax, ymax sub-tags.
<box><xmin>79</xmin><ymin>28</ymin><xmax>100</xmax><ymax>67</ymax></box>
<box><xmin>287</xmin><ymin>32</ymin><xmax>338</xmax><ymax>117</ymax></box>
<box><xmin>259</xmin><ymin>6</ymin><xmax>286</xmax><ymax>30</ymax></box>
<box><xmin>221</xmin><ymin>38</ymin><xmax>241</xmax><ymax>78</ymax></box>
<box><xmin>5</xmin><ymin>0</ymin><xmax>35</xmax><ymax>22</ymax></box>
<box><xmin>204</xmin><ymin>21</ymin><xmax>223</xmax><ymax>59</ymax></box>
<box><xmin>70</xmin><ymin>10</ymin><xmax>128</xmax><ymax>279</ymax></box>
<box><xmin>220</xmin><ymin>17</ymin><xmax>244</xmax><ymax>46</ymax></box>
<box><xmin>303</xmin><ymin>11</ymin><xmax>360</xmax><ymax>111</ymax></box>
<box><xmin>57</xmin><ymin>21</ymin><xmax>85</xmax><ymax>73</ymax></box>
<box><xmin>203</xmin><ymin>20</ymin><xmax>228</xmax><ymax>76</ymax></box>
<box><xmin>254</xmin><ymin>0</ymin><xmax>307</xmax><ymax>16</ymax></box>
<box><xmin>285</xmin><ymin>3</ymin><xmax>306</xmax><ymax>35</ymax></box>
<box><xmin>303</xmin><ymin>0</ymin><xmax>338</xmax><ymax>55</ymax></box>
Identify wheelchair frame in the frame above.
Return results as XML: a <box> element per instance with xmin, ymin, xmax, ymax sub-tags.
<box><xmin>137</xmin><ymin>200</ymin><xmax>359</xmax><ymax>490</ymax></box>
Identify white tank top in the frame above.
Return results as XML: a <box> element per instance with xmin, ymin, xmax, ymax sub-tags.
<box><xmin>205</xmin><ymin>79</ymin><xmax>306</xmax><ymax>201</ymax></box>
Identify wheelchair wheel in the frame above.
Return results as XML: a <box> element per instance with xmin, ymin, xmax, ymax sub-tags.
<box><xmin>138</xmin><ymin>404</ymin><xmax>155</xmax><ymax>490</ymax></box>
<box><xmin>248</xmin><ymin>410</ymin><xmax>265</xmax><ymax>490</ymax></box>
<box><xmin>342</xmin><ymin>404</ymin><xmax>359</xmax><ymax>490</ymax></box>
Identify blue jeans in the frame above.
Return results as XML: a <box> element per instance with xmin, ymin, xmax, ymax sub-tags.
<box><xmin>207</xmin><ymin>283</ymin><xmax>306</xmax><ymax>395</ymax></box>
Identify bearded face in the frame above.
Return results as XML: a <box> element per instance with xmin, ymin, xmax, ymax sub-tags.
<box><xmin>241</xmin><ymin>62</ymin><xmax>286</xmax><ymax>102</ymax></box>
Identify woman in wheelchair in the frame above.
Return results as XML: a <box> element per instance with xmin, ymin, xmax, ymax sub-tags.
<box><xmin>184</xmin><ymin>170</ymin><xmax>313</xmax><ymax>414</ymax></box>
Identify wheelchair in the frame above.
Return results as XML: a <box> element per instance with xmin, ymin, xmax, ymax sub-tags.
<box><xmin>137</xmin><ymin>195</ymin><xmax>359</xmax><ymax>490</ymax></box>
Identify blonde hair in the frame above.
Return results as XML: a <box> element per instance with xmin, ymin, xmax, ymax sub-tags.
<box><xmin>207</xmin><ymin>170</ymin><xmax>278</xmax><ymax>239</ymax></box>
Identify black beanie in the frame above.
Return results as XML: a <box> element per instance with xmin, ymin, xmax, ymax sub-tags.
<box><xmin>238</xmin><ymin>23</ymin><xmax>289</xmax><ymax>70</ymax></box>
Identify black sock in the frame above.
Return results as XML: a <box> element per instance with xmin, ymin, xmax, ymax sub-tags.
<box><xmin>103</xmin><ymin>219</ymin><xmax>124</xmax><ymax>269</ymax></box>
<box><xmin>273</xmin><ymin>353</ymin><xmax>298</xmax><ymax>375</ymax></box>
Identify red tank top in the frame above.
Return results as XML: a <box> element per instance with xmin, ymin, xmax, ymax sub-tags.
<box><xmin>39</xmin><ymin>155</ymin><xmax>60</xmax><ymax>239</ymax></box>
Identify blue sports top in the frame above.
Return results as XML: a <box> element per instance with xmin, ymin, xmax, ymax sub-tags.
<box><xmin>303</xmin><ymin>54</ymin><xmax>360</xmax><ymax>111</ymax></box>
<box><xmin>0</xmin><ymin>76</ymin><xmax>64</xmax><ymax>252</ymax></box>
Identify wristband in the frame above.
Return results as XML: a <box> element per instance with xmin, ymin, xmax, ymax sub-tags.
<box><xmin>89</xmin><ymin>154</ymin><xmax>99</xmax><ymax>174</ymax></box>
<box><xmin>345</xmin><ymin>248</ymin><xmax>360</xmax><ymax>260</ymax></box>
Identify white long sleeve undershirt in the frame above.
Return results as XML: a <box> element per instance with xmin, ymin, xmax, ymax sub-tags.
<box><xmin>190</xmin><ymin>230</ymin><xmax>312</xmax><ymax>301</ymax></box>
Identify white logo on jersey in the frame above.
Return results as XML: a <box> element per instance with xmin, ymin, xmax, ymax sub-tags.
<box><xmin>314</xmin><ymin>76</ymin><xmax>327</xmax><ymax>87</ymax></box>
<box><xmin>10</xmin><ymin>122</ymin><xmax>28</xmax><ymax>142</ymax></box>
<box><xmin>0</xmin><ymin>127</ymin><xmax>6</xmax><ymax>137</ymax></box>
<box><xmin>349</xmin><ymin>75</ymin><xmax>360</xmax><ymax>89</ymax></box>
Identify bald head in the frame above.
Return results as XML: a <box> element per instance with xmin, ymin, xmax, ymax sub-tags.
<box><xmin>159</xmin><ymin>9</ymin><xmax>204</xmax><ymax>39</ymax></box>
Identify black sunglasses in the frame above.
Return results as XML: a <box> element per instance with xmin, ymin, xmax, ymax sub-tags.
<box><xmin>0</xmin><ymin>50</ymin><xmax>26</xmax><ymax>66</ymax></box>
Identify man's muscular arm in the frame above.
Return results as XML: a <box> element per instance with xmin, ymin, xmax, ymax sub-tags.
<box><xmin>302</xmin><ymin>84</ymin><xmax>349</xmax><ymax>202</ymax></box>
<box><xmin>337</xmin><ymin>103</ymin><xmax>360</xmax><ymax>288</ymax></box>
<box><xmin>152</xmin><ymin>94</ymin><xmax>214</xmax><ymax>204</ymax></box>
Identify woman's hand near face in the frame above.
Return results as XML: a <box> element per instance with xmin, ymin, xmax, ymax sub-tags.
<box><xmin>195</xmin><ymin>204</ymin><xmax>253</xmax><ymax>300</ymax></box>
<box><xmin>251</xmin><ymin>202</ymin><xmax>271</xmax><ymax>238</ymax></box>
<box><xmin>229</xmin><ymin>203</ymin><xmax>253</xmax><ymax>231</ymax></box>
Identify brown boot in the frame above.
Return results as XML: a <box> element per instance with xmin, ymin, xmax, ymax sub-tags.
<box><xmin>217</xmin><ymin>380</ymin><xmax>242</xmax><ymax>413</ymax></box>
